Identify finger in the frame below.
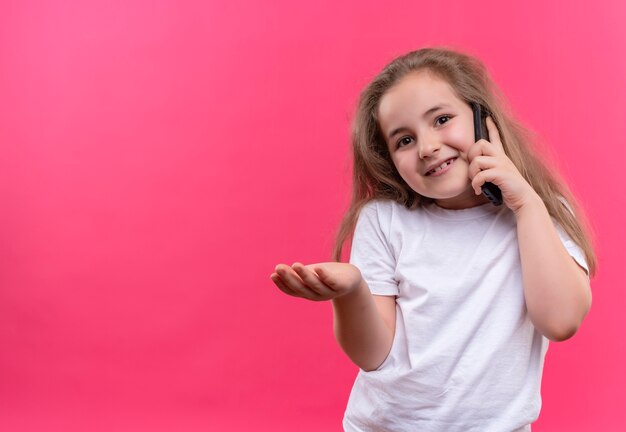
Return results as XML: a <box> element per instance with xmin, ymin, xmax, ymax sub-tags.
<box><xmin>292</xmin><ymin>263</ymin><xmax>335</xmax><ymax>297</ymax></box>
<box><xmin>311</xmin><ymin>264</ymin><xmax>334</xmax><ymax>288</ymax></box>
<box><xmin>477</xmin><ymin>139</ymin><xmax>501</xmax><ymax>157</ymax></box>
<box><xmin>278</xmin><ymin>267</ymin><xmax>310</xmax><ymax>293</ymax></box>
<box><xmin>486</xmin><ymin>117</ymin><xmax>504</xmax><ymax>151</ymax></box>
<box><xmin>467</xmin><ymin>139</ymin><xmax>496</xmax><ymax>162</ymax></box>
<box><xmin>468</xmin><ymin>155</ymin><xmax>497</xmax><ymax>179</ymax></box>
<box><xmin>471</xmin><ymin>169</ymin><xmax>499</xmax><ymax>195</ymax></box>
<box><xmin>275</xmin><ymin>265</ymin><xmax>320</xmax><ymax>299</ymax></box>
<box><xmin>467</xmin><ymin>141</ymin><xmax>482</xmax><ymax>163</ymax></box>
<box><xmin>310</xmin><ymin>264</ymin><xmax>346</xmax><ymax>292</ymax></box>
<box><xmin>271</xmin><ymin>273</ymin><xmax>299</xmax><ymax>296</ymax></box>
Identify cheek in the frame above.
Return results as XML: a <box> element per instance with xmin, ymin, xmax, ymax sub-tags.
<box><xmin>443</xmin><ymin>123</ymin><xmax>473</xmax><ymax>153</ymax></box>
<box><xmin>394</xmin><ymin>157</ymin><xmax>411</xmax><ymax>173</ymax></box>
<box><xmin>393</xmin><ymin>156</ymin><xmax>416</xmax><ymax>178</ymax></box>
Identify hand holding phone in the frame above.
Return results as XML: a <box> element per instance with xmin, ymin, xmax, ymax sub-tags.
<box><xmin>471</xmin><ymin>102</ymin><xmax>503</xmax><ymax>206</ymax></box>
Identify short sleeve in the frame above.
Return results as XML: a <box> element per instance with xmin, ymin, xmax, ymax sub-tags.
<box><xmin>554</xmin><ymin>221</ymin><xmax>589</xmax><ymax>276</ymax></box>
<box><xmin>554</xmin><ymin>196</ymin><xmax>589</xmax><ymax>276</ymax></box>
<box><xmin>349</xmin><ymin>201</ymin><xmax>399</xmax><ymax>296</ymax></box>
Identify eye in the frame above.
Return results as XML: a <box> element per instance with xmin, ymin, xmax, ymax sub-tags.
<box><xmin>396</xmin><ymin>136</ymin><xmax>413</xmax><ymax>149</ymax></box>
<box><xmin>435</xmin><ymin>115</ymin><xmax>451</xmax><ymax>126</ymax></box>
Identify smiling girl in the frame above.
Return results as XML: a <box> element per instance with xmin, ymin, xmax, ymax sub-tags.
<box><xmin>271</xmin><ymin>47</ymin><xmax>595</xmax><ymax>431</ymax></box>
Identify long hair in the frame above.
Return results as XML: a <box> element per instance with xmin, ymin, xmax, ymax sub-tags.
<box><xmin>332</xmin><ymin>47</ymin><xmax>596</xmax><ymax>276</ymax></box>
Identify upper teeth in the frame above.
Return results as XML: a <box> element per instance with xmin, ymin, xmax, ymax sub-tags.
<box><xmin>429</xmin><ymin>159</ymin><xmax>454</xmax><ymax>174</ymax></box>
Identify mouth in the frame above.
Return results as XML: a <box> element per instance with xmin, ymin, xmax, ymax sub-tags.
<box><xmin>425</xmin><ymin>157</ymin><xmax>457</xmax><ymax>176</ymax></box>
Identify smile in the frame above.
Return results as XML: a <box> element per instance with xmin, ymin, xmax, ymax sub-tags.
<box><xmin>426</xmin><ymin>158</ymin><xmax>457</xmax><ymax>176</ymax></box>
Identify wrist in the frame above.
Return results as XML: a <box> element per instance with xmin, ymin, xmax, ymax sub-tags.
<box><xmin>513</xmin><ymin>191</ymin><xmax>545</xmax><ymax>219</ymax></box>
<box><xmin>333</xmin><ymin>278</ymin><xmax>368</xmax><ymax>304</ymax></box>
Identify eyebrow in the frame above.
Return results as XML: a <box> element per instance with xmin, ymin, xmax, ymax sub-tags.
<box><xmin>386</xmin><ymin>104</ymin><xmax>452</xmax><ymax>140</ymax></box>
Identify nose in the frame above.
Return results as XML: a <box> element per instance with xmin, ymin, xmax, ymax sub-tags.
<box><xmin>417</xmin><ymin>132</ymin><xmax>441</xmax><ymax>159</ymax></box>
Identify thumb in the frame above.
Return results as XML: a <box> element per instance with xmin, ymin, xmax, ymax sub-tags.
<box><xmin>313</xmin><ymin>265</ymin><xmax>333</xmax><ymax>286</ymax></box>
<box><xmin>314</xmin><ymin>265</ymin><xmax>337</xmax><ymax>289</ymax></box>
<box><xmin>312</xmin><ymin>265</ymin><xmax>326</xmax><ymax>279</ymax></box>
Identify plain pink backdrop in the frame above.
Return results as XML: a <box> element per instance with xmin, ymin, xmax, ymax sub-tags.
<box><xmin>1</xmin><ymin>0</ymin><xmax>624</xmax><ymax>430</ymax></box>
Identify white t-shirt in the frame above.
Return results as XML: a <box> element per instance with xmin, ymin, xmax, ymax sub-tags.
<box><xmin>343</xmin><ymin>199</ymin><xmax>588</xmax><ymax>432</ymax></box>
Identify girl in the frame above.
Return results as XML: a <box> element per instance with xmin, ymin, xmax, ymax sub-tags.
<box><xmin>270</xmin><ymin>47</ymin><xmax>595</xmax><ymax>431</ymax></box>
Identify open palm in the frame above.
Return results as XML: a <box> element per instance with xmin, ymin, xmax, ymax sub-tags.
<box><xmin>270</xmin><ymin>262</ymin><xmax>362</xmax><ymax>302</ymax></box>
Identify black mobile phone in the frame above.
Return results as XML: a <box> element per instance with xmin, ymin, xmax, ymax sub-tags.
<box><xmin>471</xmin><ymin>102</ymin><xmax>503</xmax><ymax>206</ymax></box>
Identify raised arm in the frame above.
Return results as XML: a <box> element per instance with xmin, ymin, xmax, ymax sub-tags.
<box><xmin>467</xmin><ymin>116</ymin><xmax>592</xmax><ymax>341</ymax></box>
<box><xmin>514</xmin><ymin>195</ymin><xmax>591</xmax><ymax>341</ymax></box>
<box><xmin>271</xmin><ymin>262</ymin><xmax>395</xmax><ymax>371</ymax></box>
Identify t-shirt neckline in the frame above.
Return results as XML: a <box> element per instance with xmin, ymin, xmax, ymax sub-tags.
<box><xmin>422</xmin><ymin>201</ymin><xmax>504</xmax><ymax>220</ymax></box>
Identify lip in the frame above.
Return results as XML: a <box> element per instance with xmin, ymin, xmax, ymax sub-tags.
<box><xmin>424</xmin><ymin>157</ymin><xmax>457</xmax><ymax>176</ymax></box>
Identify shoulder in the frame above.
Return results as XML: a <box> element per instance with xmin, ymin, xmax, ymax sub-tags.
<box><xmin>358</xmin><ymin>199</ymin><xmax>415</xmax><ymax>229</ymax></box>
<box><xmin>357</xmin><ymin>199</ymin><xmax>427</xmax><ymax>250</ymax></box>
<box><xmin>360</xmin><ymin>198</ymin><xmax>414</xmax><ymax>218</ymax></box>
<box><xmin>354</xmin><ymin>199</ymin><xmax>406</xmax><ymax>242</ymax></box>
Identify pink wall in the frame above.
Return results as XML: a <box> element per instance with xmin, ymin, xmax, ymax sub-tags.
<box><xmin>1</xmin><ymin>0</ymin><xmax>624</xmax><ymax>430</ymax></box>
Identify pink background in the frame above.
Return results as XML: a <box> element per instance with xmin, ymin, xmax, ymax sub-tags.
<box><xmin>1</xmin><ymin>0</ymin><xmax>624</xmax><ymax>430</ymax></box>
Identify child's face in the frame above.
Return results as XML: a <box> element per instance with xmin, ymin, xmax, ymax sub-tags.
<box><xmin>377</xmin><ymin>70</ymin><xmax>489</xmax><ymax>209</ymax></box>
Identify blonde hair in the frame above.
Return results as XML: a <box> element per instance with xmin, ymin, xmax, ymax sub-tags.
<box><xmin>332</xmin><ymin>47</ymin><xmax>596</xmax><ymax>276</ymax></box>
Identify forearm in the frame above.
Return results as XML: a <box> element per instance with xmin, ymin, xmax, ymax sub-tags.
<box><xmin>331</xmin><ymin>279</ymin><xmax>394</xmax><ymax>371</ymax></box>
<box><xmin>515</xmin><ymin>194</ymin><xmax>591</xmax><ymax>341</ymax></box>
